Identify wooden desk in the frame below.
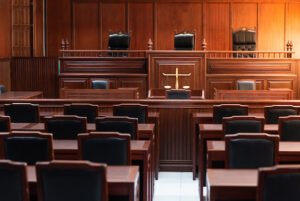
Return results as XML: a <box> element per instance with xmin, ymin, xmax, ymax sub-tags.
<box><xmin>52</xmin><ymin>139</ymin><xmax>152</xmax><ymax>201</ymax></box>
<box><xmin>0</xmin><ymin>91</ymin><xmax>43</xmax><ymax>99</ymax></box>
<box><xmin>11</xmin><ymin>123</ymin><xmax>155</xmax><ymax>140</ymax></box>
<box><xmin>197</xmin><ymin>123</ymin><xmax>278</xmax><ymax>200</ymax></box>
<box><xmin>206</xmin><ymin>169</ymin><xmax>257</xmax><ymax>201</ymax></box>
<box><xmin>27</xmin><ymin>165</ymin><xmax>140</xmax><ymax>201</ymax></box>
<box><xmin>207</xmin><ymin>141</ymin><xmax>300</xmax><ymax>168</ymax></box>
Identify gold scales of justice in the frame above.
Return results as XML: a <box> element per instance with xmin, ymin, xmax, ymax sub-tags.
<box><xmin>162</xmin><ymin>67</ymin><xmax>191</xmax><ymax>89</ymax></box>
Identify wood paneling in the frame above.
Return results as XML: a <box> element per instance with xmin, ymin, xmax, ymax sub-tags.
<box><xmin>47</xmin><ymin>0</ymin><xmax>72</xmax><ymax>56</ymax></box>
<box><xmin>258</xmin><ymin>3</ymin><xmax>285</xmax><ymax>51</ymax></box>
<box><xmin>156</xmin><ymin>2</ymin><xmax>202</xmax><ymax>50</ymax></box>
<box><xmin>286</xmin><ymin>3</ymin><xmax>300</xmax><ymax>58</ymax></box>
<box><xmin>231</xmin><ymin>3</ymin><xmax>257</xmax><ymax>31</ymax></box>
<box><xmin>101</xmin><ymin>2</ymin><xmax>126</xmax><ymax>50</ymax></box>
<box><xmin>128</xmin><ymin>2</ymin><xmax>153</xmax><ymax>50</ymax></box>
<box><xmin>0</xmin><ymin>0</ymin><xmax>11</xmax><ymax>58</ymax></box>
<box><xmin>11</xmin><ymin>57</ymin><xmax>58</xmax><ymax>98</ymax></box>
<box><xmin>205</xmin><ymin>3</ymin><xmax>230</xmax><ymax>50</ymax></box>
<box><xmin>34</xmin><ymin>0</ymin><xmax>44</xmax><ymax>56</ymax></box>
<box><xmin>0</xmin><ymin>59</ymin><xmax>11</xmax><ymax>90</ymax></box>
<box><xmin>72</xmin><ymin>1</ymin><xmax>100</xmax><ymax>49</ymax></box>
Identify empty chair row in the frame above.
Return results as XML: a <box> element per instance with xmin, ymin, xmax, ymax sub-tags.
<box><xmin>2</xmin><ymin>103</ymin><xmax>148</xmax><ymax>123</ymax></box>
<box><xmin>0</xmin><ymin>131</ymin><xmax>130</xmax><ymax>166</ymax></box>
<box><xmin>0</xmin><ymin>115</ymin><xmax>139</xmax><ymax>140</ymax></box>
<box><xmin>213</xmin><ymin>104</ymin><xmax>300</xmax><ymax>124</ymax></box>
<box><xmin>221</xmin><ymin>115</ymin><xmax>300</xmax><ymax>141</ymax></box>
<box><xmin>0</xmin><ymin>160</ymin><xmax>108</xmax><ymax>201</ymax></box>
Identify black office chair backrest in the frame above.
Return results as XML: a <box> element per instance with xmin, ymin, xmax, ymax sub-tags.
<box><xmin>78</xmin><ymin>132</ymin><xmax>131</xmax><ymax>165</ymax></box>
<box><xmin>166</xmin><ymin>89</ymin><xmax>191</xmax><ymax>99</ymax></box>
<box><xmin>264</xmin><ymin>105</ymin><xmax>299</xmax><ymax>124</ymax></box>
<box><xmin>91</xmin><ymin>80</ymin><xmax>109</xmax><ymax>89</ymax></box>
<box><xmin>257</xmin><ymin>165</ymin><xmax>300</xmax><ymax>201</ymax></box>
<box><xmin>4</xmin><ymin>103</ymin><xmax>40</xmax><ymax>123</ymax></box>
<box><xmin>213</xmin><ymin>104</ymin><xmax>249</xmax><ymax>123</ymax></box>
<box><xmin>225</xmin><ymin>133</ymin><xmax>279</xmax><ymax>169</ymax></box>
<box><xmin>0</xmin><ymin>160</ymin><xmax>29</xmax><ymax>201</ymax></box>
<box><xmin>113</xmin><ymin>104</ymin><xmax>148</xmax><ymax>123</ymax></box>
<box><xmin>64</xmin><ymin>104</ymin><xmax>99</xmax><ymax>123</ymax></box>
<box><xmin>223</xmin><ymin>116</ymin><xmax>264</xmax><ymax>135</ymax></box>
<box><xmin>0</xmin><ymin>116</ymin><xmax>11</xmax><ymax>132</ymax></box>
<box><xmin>232</xmin><ymin>28</ymin><xmax>256</xmax><ymax>58</ymax></box>
<box><xmin>0</xmin><ymin>85</ymin><xmax>6</xmax><ymax>93</ymax></box>
<box><xmin>279</xmin><ymin>116</ymin><xmax>300</xmax><ymax>141</ymax></box>
<box><xmin>45</xmin><ymin>115</ymin><xmax>87</xmax><ymax>139</ymax></box>
<box><xmin>174</xmin><ymin>32</ymin><xmax>195</xmax><ymax>50</ymax></box>
<box><xmin>95</xmin><ymin>116</ymin><xmax>138</xmax><ymax>140</ymax></box>
<box><xmin>0</xmin><ymin>131</ymin><xmax>53</xmax><ymax>165</ymax></box>
<box><xmin>108</xmin><ymin>33</ymin><xmax>130</xmax><ymax>50</ymax></box>
<box><xmin>236</xmin><ymin>80</ymin><xmax>256</xmax><ymax>90</ymax></box>
<box><xmin>36</xmin><ymin>161</ymin><xmax>108</xmax><ymax>201</ymax></box>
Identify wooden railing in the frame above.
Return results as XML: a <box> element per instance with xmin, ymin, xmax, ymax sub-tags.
<box><xmin>60</xmin><ymin>50</ymin><xmax>147</xmax><ymax>58</ymax></box>
<box><xmin>206</xmin><ymin>51</ymin><xmax>295</xmax><ymax>59</ymax></box>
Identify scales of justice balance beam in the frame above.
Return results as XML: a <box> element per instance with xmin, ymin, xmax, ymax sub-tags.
<box><xmin>162</xmin><ymin>67</ymin><xmax>191</xmax><ymax>89</ymax></box>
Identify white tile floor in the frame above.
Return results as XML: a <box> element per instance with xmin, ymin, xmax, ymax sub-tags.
<box><xmin>153</xmin><ymin>172</ymin><xmax>200</xmax><ymax>201</ymax></box>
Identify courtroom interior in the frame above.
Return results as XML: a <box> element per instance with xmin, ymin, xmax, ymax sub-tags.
<box><xmin>1</xmin><ymin>0</ymin><xmax>300</xmax><ymax>201</ymax></box>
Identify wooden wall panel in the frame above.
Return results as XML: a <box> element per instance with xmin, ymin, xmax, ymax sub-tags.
<box><xmin>101</xmin><ymin>3</ymin><xmax>126</xmax><ymax>50</ymax></box>
<box><xmin>72</xmin><ymin>1</ymin><xmax>100</xmax><ymax>49</ymax></box>
<box><xmin>11</xmin><ymin>57</ymin><xmax>58</xmax><ymax>98</ymax></box>
<box><xmin>47</xmin><ymin>0</ymin><xmax>72</xmax><ymax>56</ymax></box>
<box><xmin>205</xmin><ymin>3</ymin><xmax>230</xmax><ymax>50</ymax></box>
<box><xmin>156</xmin><ymin>2</ymin><xmax>202</xmax><ymax>50</ymax></box>
<box><xmin>258</xmin><ymin>3</ymin><xmax>285</xmax><ymax>51</ymax></box>
<box><xmin>128</xmin><ymin>2</ymin><xmax>153</xmax><ymax>50</ymax></box>
<box><xmin>0</xmin><ymin>0</ymin><xmax>11</xmax><ymax>58</ymax></box>
<box><xmin>231</xmin><ymin>3</ymin><xmax>257</xmax><ymax>31</ymax></box>
<box><xmin>34</xmin><ymin>0</ymin><xmax>44</xmax><ymax>56</ymax></box>
<box><xmin>286</xmin><ymin>3</ymin><xmax>300</xmax><ymax>58</ymax></box>
<box><xmin>0</xmin><ymin>59</ymin><xmax>11</xmax><ymax>90</ymax></box>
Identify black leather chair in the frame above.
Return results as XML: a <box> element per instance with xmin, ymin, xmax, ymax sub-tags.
<box><xmin>279</xmin><ymin>116</ymin><xmax>300</xmax><ymax>141</ymax></box>
<box><xmin>225</xmin><ymin>133</ymin><xmax>279</xmax><ymax>169</ymax></box>
<box><xmin>91</xmin><ymin>80</ymin><xmax>109</xmax><ymax>89</ymax></box>
<box><xmin>0</xmin><ymin>85</ymin><xmax>5</xmax><ymax>94</ymax></box>
<box><xmin>95</xmin><ymin>116</ymin><xmax>138</xmax><ymax>140</ymax></box>
<box><xmin>4</xmin><ymin>103</ymin><xmax>40</xmax><ymax>123</ymax></box>
<box><xmin>78</xmin><ymin>132</ymin><xmax>131</xmax><ymax>165</ymax></box>
<box><xmin>0</xmin><ymin>116</ymin><xmax>11</xmax><ymax>132</ymax></box>
<box><xmin>45</xmin><ymin>115</ymin><xmax>87</xmax><ymax>139</ymax></box>
<box><xmin>108</xmin><ymin>32</ymin><xmax>130</xmax><ymax>57</ymax></box>
<box><xmin>36</xmin><ymin>160</ymin><xmax>108</xmax><ymax>201</ymax></box>
<box><xmin>64</xmin><ymin>103</ymin><xmax>99</xmax><ymax>123</ymax></box>
<box><xmin>166</xmin><ymin>89</ymin><xmax>191</xmax><ymax>99</ymax></box>
<box><xmin>0</xmin><ymin>160</ymin><xmax>29</xmax><ymax>201</ymax></box>
<box><xmin>257</xmin><ymin>165</ymin><xmax>300</xmax><ymax>201</ymax></box>
<box><xmin>236</xmin><ymin>80</ymin><xmax>256</xmax><ymax>90</ymax></box>
<box><xmin>113</xmin><ymin>104</ymin><xmax>148</xmax><ymax>123</ymax></box>
<box><xmin>264</xmin><ymin>105</ymin><xmax>299</xmax><ymax>124</ymax></box>
<box><xmin>232</xmin><ymin>28</ymin><xmax>256</xmax><ymax>58</ymax></box>
<box><xmin>223</xmin><ymin>116</ymin><xmax>265</xmax><ymax>135</ymax></box>
<box><xmin>213</xmin><ymin>104</ymin><xmax>249</xmax><ymax>123</ymax></box>
<box><xmin>0</xmin><ymin>131</ymin><xmax>53</xmax><ymax>165</ymax></box>
<box><xmin>174</xmin><ymin>32</ymin><xmax>195</xmax><ymax>50</ymax></box>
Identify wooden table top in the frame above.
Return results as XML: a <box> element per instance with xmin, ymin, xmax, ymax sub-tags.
<box><xmin>11</xmin><ymin>122</ymin><xmax>155</xmax><ymax>133</ymax></box>
<box><xmin>207</xmin><ymin>140</ymin><xmax>300</xmax><ymax>155</ymax></box>
<box><xmin>53</xmin><ymin>139</ymin><xmax>151</xmax><ymax>152</ymax></box>
<box><xmin>199</xmin><ymin>123</ymin><xmax>278</xmax><ymax>134</ymax></box>
<box><xmin>0</xmin><ymin>91</ymin><xmax>43</xmax><ymax>99</ymax></box>
<box><xmin>27</xmin><ymin>165</ymin><xmax>139</xmax><ymax>184</ymax></box>
<box><xmin>207</xmin><ymin>169</ymin><xmax>258</xmax><ymax>187</ymax></box>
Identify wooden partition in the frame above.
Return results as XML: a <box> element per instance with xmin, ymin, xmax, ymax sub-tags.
<box><xmin>60</xmin><ymin>88</ymin><xmax>140</xmax><ymax>99</ymax></box>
